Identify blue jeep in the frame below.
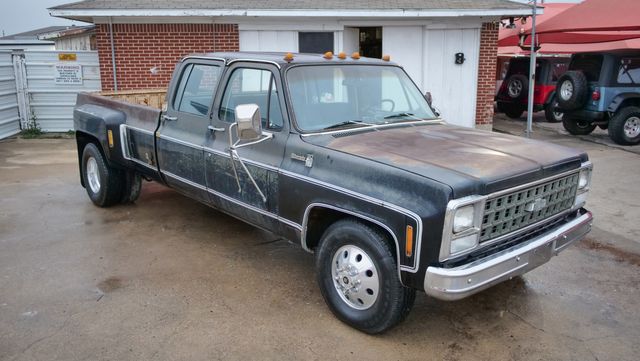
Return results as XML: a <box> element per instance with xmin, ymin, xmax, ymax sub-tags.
<box><xmin>556</xmin><ymin>51</ymin><xmax>640</xmax><ymax>145</ymax></box>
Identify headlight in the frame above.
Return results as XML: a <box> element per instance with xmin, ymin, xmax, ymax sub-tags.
<box><xmin>578</xmin><ymin>168</ymin><xmax>591</xmax><ymax>190</ymax></box>
<box><xmin>441</xmin><ymin>196</ymin><xmax>487</xmax><ymax>261</ymax></box>
<box><xmin>452</xmin><ymin>205</ymin><xmax>475</xmax><ymax>233</ymax></box>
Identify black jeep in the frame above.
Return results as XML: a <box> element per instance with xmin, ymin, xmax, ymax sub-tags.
<box><xmin>556</xmin><ymin>51</ymin><xmax>640</xmax><ymax>145</ymax></box>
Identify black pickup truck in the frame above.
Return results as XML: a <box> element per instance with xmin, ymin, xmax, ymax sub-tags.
<box><xmin>74</xmin><ymin>52</ymin><xmax>593</xmax><ymax>334</ymax></box>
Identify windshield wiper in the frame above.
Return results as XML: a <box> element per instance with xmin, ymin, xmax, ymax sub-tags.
<box><xmin>322</xmin><ymin>120</ymin><xmax>373</xmax><ymax>131</ymax></box>
<box><xmin>384</xmin><ymin>112</ymin><xmax>416</xmax><ymax>120</ymax></box>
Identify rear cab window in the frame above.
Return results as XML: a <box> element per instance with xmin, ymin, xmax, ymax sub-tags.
<box><xmin>173</xmin><ymin>63</ymin><xmax>222</xmax><ymax>116</ymax></box>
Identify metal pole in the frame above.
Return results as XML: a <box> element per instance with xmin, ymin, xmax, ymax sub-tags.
<box><xmin>525</xmin><ymin>0</ymin><xmax>537</xmax><ymax>138</ymax></box>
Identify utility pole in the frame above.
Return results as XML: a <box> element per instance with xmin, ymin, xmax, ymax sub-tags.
<box><xmin>525</xmin><ymin>0</ymin><xmax>538</xmax><ymax>138</ymax></box>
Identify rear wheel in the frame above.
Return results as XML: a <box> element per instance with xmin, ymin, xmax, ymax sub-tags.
<box><xmin>562</xmin><ymin>117</ymin><xmax>596</xmax><ymax>135</ymax></box>
<box><xmin>315</xmin><ymin>219</ymin><xmax>415</xmax><ymax>334</ymax></box>
<box><xmin>544</xmin><ymin>98</ymin><xmax>564</xmax><ymax>123</ymax></box>
<box><xmin>81</xmin><ymin>143</ymin><xmax>124</xmax><ymax>207</ymax></box>
<box><xmin>608</xmin><ymin>106</ymin><xmax>640</xmax><ymax>145</ymax></box>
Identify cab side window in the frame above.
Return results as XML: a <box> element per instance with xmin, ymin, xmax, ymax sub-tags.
<box><xmin>219</xmin><ymin>68</ymin><xmax>284</xmax><ymax>130</ymax></box>
<box><xmin>617</xmin><ymin>58</ymin><xmax>640</xmax><ymax>84</ymax></box>
<box><xmin>173</xmin><ymin>64</ymin><xmax>221</xmax><ymax>116</ymax></box>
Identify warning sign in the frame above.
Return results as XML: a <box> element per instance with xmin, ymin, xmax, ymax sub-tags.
<box><xmin>54</xmin><ymin>64</ymin><xmax>83</xmax><ymax>85</ymax></box>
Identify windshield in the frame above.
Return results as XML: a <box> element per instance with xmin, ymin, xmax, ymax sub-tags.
<box><xmin>287</xmin><ymin>65</ymin><xmax>437</xmax><ymax>132</ymax></box>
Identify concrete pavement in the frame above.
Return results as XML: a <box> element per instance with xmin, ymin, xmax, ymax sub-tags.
<box><xmin>1</xmin><ymin>136</ymin><xmax>639</xmax><ymax>361</ymax></box>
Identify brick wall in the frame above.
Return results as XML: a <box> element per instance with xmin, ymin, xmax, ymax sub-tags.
<box><xmin>95</xmin><ymin>23</ymin><xmax>239</xmax><ymax>91</ymax></box>
<box><xmin>475</xmin><ymin>22</ymin><xmax>499</xmax><ymax>129</ymax></box>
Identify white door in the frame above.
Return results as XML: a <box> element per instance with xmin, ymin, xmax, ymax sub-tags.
<box><xmin>382</xmin><ymin>26</ymin><xmax>479</xmax><ymax>128</ymax></box>
<box><xmin>423</xmin><ymin>29</ymin><xmax>479</xmax><ymax>128</ymax></box>
<box><xmin>0</xmin><ymin>51</ymin><xmax>21</xmax><ymax>139</ymax></box>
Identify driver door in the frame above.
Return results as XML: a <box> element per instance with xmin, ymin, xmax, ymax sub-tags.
<box><xmin>204</xmin><ymin>62</ymin><xmax>288</xmax><ymax>231</ymax></box>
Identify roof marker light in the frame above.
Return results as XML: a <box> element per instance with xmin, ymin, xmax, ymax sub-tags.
<box><xmin>323</xmin><ymin>51</ymin><xmax>333</xmax><ymax>59</ymax></box>
<box><xmin>351</xmin><ymin>52</ymin><xmax>361</xmax><ymax>60</ymax></box>
<box><xmin>284</xmin><ymin>53</ymin><xmax>294</xmax><ymax>62</ymax></box>
<box><xmin>337</xmin><ymin>52</ymin><xmax>347</xmax><ymax>60</ymax></box>
<box><xmin>382</xmin><ymin>55</ymin><xmax>391</xmax><ymax>62</ymax></box>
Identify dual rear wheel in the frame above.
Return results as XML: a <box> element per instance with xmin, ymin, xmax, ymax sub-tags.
<box><xmin>81</xmin><ymin>143</ymin><xmax>141</xmax><ymax>207</ymax></box>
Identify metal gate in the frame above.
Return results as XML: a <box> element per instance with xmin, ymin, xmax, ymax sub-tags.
<box><xmin>0</xmin><ymin>51</ymin><xmax>21</xmax><ymax>139</ymax></box>
<box><xmin>0</xmin><ymin>50</ymin><xmax>101</xmax><ymax>139</ymax></box>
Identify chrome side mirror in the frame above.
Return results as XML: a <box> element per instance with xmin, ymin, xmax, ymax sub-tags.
<box><xmin>234</xmin><ymin>104</ymin><xmax>262</xmax><ymax>141</ymax></box>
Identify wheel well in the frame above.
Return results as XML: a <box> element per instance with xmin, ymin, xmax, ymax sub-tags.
<box><xmin>303</xmin><ymin>206</ymin><xmax>398</xmax><ymax>259</ymax></box>
<box><xmin>617</xmin><ymin>98</ymin><xmax>640</xmax><ymax>112</ymax></box>
<box><xmin>75</xmin><ymin>131</ymin><xmax>103</xmax><ymax>187</ymax></box>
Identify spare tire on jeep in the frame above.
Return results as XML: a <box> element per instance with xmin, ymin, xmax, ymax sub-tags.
<box><xmin>556</xmin><ymin>71</ymin><xmax>588</xmax><ymax>110</ymax></box>
<box><xmin>505</xmin><ymin>74</ymin><xmax>528</xmax><ymax>100</ymax></box>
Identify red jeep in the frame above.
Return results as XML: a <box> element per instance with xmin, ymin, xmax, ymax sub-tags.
<box><xmin>496</xmin><ymin>57</ymin><xmax>569</xmax><ymax>122</ymax></box>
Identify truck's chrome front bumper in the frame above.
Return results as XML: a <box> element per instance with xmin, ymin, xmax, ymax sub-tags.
<box><xmin>424</xmin><ymin>210</ymin><xmax>592</xmax><ymax>301</ymax></box>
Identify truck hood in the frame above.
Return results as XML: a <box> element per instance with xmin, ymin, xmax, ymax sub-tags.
<box><xmin>305</xmin><ymin>123</ymin><xmax>588</xmax><ymax>197</ymax></box>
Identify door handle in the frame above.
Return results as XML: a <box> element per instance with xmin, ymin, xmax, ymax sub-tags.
<box><xmin>208</xmin><ymin>125</ymin><xmax>225</xmax><ymax>133</ymax></box>
<box><xmin>162</xmin><ymin>115</ymin><xmax>177</xmax><ymax>122</ymax></box>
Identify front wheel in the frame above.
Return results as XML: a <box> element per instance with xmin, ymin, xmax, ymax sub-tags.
<box><xmin>81</xmin><ymin>143</ymin><xmax>124</xmax><ymax>207</ymax></box>
<box><xmin>608</xmin><ymin>106</ymin><xmax>640</xmax><ymax>145</ymax></box>
<box><xmin>315</xmin><ymin>219</ymin><xmax>415</xmax><ymax>334</ymax></box>
<box><xmin>562</xmin><ymin>117</ymin><xmax>596</xmax><ymax>135</ymax></box>
<box><xmin>502</xmin><ymin>103</ymin><xmax>525</xmax><ymax>119</ymax></box>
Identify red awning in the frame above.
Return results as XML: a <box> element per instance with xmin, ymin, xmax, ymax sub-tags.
<box><xmin>524</xmin><ymin>0</ymin><xmax>640</xmax><ymax>44</ymax></box>
<box><xmin>498</xmin><ymin>3</ymin><xmax>574</xmax><ymax>47</ymax></box>
<box><xmin>499</xmin><ymin>38</ymin><xmax>640</xmax><ymax>56</ymax></box>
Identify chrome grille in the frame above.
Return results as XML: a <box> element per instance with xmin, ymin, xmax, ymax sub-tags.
<box><xmin>480</xmin><ymin>173</ymin><xmax>579</xmax><ymax>242</ymax></box>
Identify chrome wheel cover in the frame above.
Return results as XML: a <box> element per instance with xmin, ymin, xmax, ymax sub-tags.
<box><xmin>507</xmin><ymin>79</ymin><xmax>523</xmax><ymax>98</ymax></box>
<box><xmin>624</xmin><ymin>116</ymin><xmax>640</xmax><ymax>138</ymax></box>
<box><xmin>560</xmin><ymin>80</ymin><xmax>573</xmax><ymax>100</ymax></box>
<box><xmin>86</xmin><ymin>157</ymin><xmax>101</xmax><ymax>194</ymax></box>
<box><xmin>331</xmin><ymin>245</ymin><xmax>380</xmax><ymax>310</ymax></box>
<box><xmin>553</xmin><ymin>111</ymin><xmax>564</xmax><ymax>121</ymax></box>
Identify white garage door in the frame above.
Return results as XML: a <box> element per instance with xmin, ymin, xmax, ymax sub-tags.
<box><xmin>383</xmin><ymin>27</ymin><xmax>480</xmax><ymax>128</ymax></box>
<box><xmin>239</xmin><ymin>31</ymin><xmax>299</xmax><ymax>52</ymax></box>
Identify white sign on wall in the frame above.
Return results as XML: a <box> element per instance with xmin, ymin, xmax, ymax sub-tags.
<box><xmin>54</xmin><ymin>63</ymin><xmax>83</xmax><ymax>85</ymax></box>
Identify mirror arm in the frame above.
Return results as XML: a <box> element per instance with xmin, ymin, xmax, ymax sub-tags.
<box><xmin>227</xmin><ymin>122</ymin><xmax>269</xmax><ymax>203</ymax></box>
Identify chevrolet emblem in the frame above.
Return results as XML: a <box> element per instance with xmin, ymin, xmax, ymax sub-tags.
<box><xmin>525</xmin><ymin>197</ymin><xmax>547</xmax><ymax>212</ymax></box>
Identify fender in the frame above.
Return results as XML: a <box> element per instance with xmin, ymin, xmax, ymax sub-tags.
<box><xmin>302</xmin><ymin>202</ymin><xmax>406</xmax><ymax>283</ymax></box>
<box><xmin>607</xmin><ymin>92</ymin><xmax>640</xmax><ymax>113</ymax></box>
<box><xmin>544</xmin><ymin>90</ymin><xmax>557</xmax><ymax>105</ymax></box>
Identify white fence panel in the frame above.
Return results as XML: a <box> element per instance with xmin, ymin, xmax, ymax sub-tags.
<box><xmin>0</xmin><ymin>51</ymin><xmax>20</xmax><ymax>139</ymax></box>
<box><xmin>24</xmin><ymin>50</ymin><xmax>101</xmax><ymax>132</ymax></box>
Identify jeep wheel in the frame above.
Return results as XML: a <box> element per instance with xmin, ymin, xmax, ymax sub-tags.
<box><xmin>608</xmin><ymin>106</ymin><xmax>640</xmax><ymax>145</ymax></box>
<box><xmin>502</xmin><ymin>103</ymin><xmax>525</xmax><ymax>119</ymax></box>
<box><xmin>505</xmin><ymin>74</ymin><xmax>528</xmax><ymax>100</ymax></box>
<box><xmin>556</xmin><ymin>71</ymin><xmax>588</xmax><ymax>110</ymax></box>
<box><xmin>544</xmin><ymin>98</ymin><xmax>563</xmax><ymax>123</ymax></box>
<box><xmin>562</xmin><ymin>117</ymin><xmax>596</xmax><ymax>136</ymax></box>
<box><xmin>315</xmin><ymin>219</ymin><xmax>415</xmax><ymax>334</ymax></box>
<box><xmin>81</xmin><ymin>143</ymin><xmax>124</xmax><ymax>207</ymax></box>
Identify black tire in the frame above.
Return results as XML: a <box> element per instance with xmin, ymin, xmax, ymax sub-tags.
<box><xmin>505</xmin><ymin>74</ymin><xmax>528</xmax><ymax>100</ymax></box>
<box><xmin>503</xmin><ymin>103</ymin><xmax>525</xmax><ymax>119</ymax></box>
<box><xmin>315</xmin><ymin>219</ymin><xmax>416</xmax><ymax>334</ymax></box>
<box><xmin>608</xmin><ymin>106</ymin><xmax>640</xmax><ymax>145</ymax></box>
<box><xmin>544</xmin><ymin>98</ymin><xmax>564</xmax><ymax>123</ymax></box>
<box><xmin>562</xmin><ymin>117</ymin><xmax>596</xmax><ymax>136</ymax></box>
<box><xmin>556</xmin><ymin>71</ymin><xmax>588</xmax><ymax>110</ymax></box>
<box><xmin>81</xmin><ymin>143</ymin><xmax>124</xmax><ymax>207</ymax></box>
<box><xmin>120</xmin><ymin>171</ymin><xmax>142</xmax><ymax>203</ymax></box>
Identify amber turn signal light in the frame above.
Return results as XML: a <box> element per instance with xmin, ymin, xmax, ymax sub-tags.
<box><xmin>323</xmin><ymin>51</ymin><xmax>333</xmax><ymax>59</ymax></box>
<box><xmin>351</xmin><ymin>52</ymin><xmax>361</xmax><ymax>60</ymax></box>
<box><xmin>405</xmin><ymin>225</ymin><xmax>414</xmax><ymax>257</ymax></box>
<box><xmin>284</xmin><ymin>53</ymin><xmax>294</xmax><ymax>62</ymax></box>
<box><xmin>337</xmin><ymin>52</ymin><xmax>347</xmax><ymax>59</ymax></box>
